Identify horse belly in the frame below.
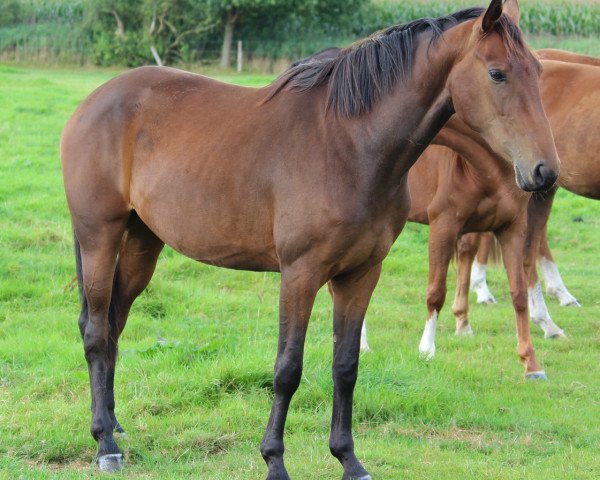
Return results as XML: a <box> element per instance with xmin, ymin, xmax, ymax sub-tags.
<box><xmin>131</xmin><ymin>171</ymin><xmax>279</xmax><ymax>272</ymax></box>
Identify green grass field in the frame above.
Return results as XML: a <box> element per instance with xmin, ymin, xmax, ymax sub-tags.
<box><xmin>1</xmin><ymin>37</ymin><xmax>599</xmax><ymax>480</ymax></box>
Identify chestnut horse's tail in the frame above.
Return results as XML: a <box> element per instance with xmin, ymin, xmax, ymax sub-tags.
<box><xmin>486</xmin><ymin>234</ymin><xmax>503</xmax><ymax>266</ymax></box>
<box><xmin>74</xmin><ymin>234</ymin><xmax>121</xmax><ymax>367</ymax></box>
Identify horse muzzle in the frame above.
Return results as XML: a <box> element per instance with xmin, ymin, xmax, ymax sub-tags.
<box><xmin>516</xmin><ymin>161</ymin><xmax>559</xmax><ymax>192</ymax></box>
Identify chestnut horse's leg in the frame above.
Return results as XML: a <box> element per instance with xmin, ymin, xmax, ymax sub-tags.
<box><xmin>75</xmin><ymin>216</ymin><xmax>129</xmax><ymax>472</ymax></box>
<box><xmin>525</xmin><ymin>191</ymin><xmax>566</xmax><ymax>338</ymax></box>
<box><xmin>260</xmin><ymin>266</ymin><xmax>323</xmax><ymax>480</ymax></box>
<box><xmin>538</xmin><ymin>223</ymin><xmax>580</xmax><ymax>306</ymax></box>
<box><xmin>328</xmin><ymin>264</ymin><xmax>381</xmax><ymax>480</ymax></box>
<box><xmin>470</xmin><ymin>232</ymin><xmax>497</xmax><ymax>304</ymax></box>
<box><xmin>452</xmin><ymin>233</ymin><xmax>481</xmax><ymax>335</ymax></box>
<box><xmin>418</xmin><ymin>219</ymin><xmax>460</xmax><ymax>360</ymax></box>
<box><xmin>496</xmin><ymin>219</ymin><xmax>546</xmax><ymax>379</ymax></box>
<box><xmin>106</xmin><ymin>213</ymin><xmax>165</xmax><ymax>433</ymax></box>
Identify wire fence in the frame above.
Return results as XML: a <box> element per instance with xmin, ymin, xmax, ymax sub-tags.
<box><xmin>0</xmin><ymin>22</ymin><xmax>347</xmax><ymax>70</ymax></box>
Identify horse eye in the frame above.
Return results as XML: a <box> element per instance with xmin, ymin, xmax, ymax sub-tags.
<box><xmin>489</xmin><ymin>69</ymin><xmax>507</xmax><ymax>83</ymax></box>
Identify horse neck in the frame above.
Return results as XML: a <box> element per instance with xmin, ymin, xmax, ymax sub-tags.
<box><xmin>347</xmin><ymin>21</ymin><xmax>475</xmax><ymax>179</ymax></box>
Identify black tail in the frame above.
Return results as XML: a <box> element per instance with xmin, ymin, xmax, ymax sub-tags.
<box><xmin>74</xmin><ymin>234</ymin><xmax>121</xmax><ymax>367</ymax></box>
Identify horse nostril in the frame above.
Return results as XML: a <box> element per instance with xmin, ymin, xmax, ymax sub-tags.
<box><xmin>533</xmin><ymin>162</ymin><xmax>549</xmax><ymax>187</ymax></box>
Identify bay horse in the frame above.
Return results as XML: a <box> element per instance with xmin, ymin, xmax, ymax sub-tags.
<box><xmin>470</xmin><ymin>49</ymin><xmax>600</xmax><ymax>308</ymax></box>
<box><xmin>362</xmin><ymin>54</ymin><xmax>600</xmax><ymax>374</ymax></box>
<box><xmin>61</xmin><ymin>1</ymin><xmax>558</xmax><ymax>477</ymax></box>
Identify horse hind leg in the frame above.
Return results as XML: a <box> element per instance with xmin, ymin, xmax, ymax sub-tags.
<box><xmin>538</xmin><ymin>226</ymin><xmax>579</xmax><ymax>307</ymax></box>
<box><xmin>74</xmin><ymin>215</ymin><xmax>129</xmax><ymax>472</ymax></box>
<box><xmin>452</xmin><ymin>233</ymin><xmax>481</xmax><ymax>335</ymax></box>
<box><xmin>470</xmin><ymin>232</ymin><xmax>497</xmax><ymax>304</ymax></box>
<box><xmin>75</xmin><ymin>211</ymin><xmax>164</xmax><ymax>471</ymax></box>
<box><xmin>105</xmin><ymin>212</ymin><xmax>164</xmax><ymax>435</ymax></box>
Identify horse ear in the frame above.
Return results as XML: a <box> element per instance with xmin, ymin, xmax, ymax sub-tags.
<box><xmin>503</xmin><ymin>0</ymin><xmax>521</xmax><ymax>26</ymax></box>
<box><xmin>481</xmin><ymin>0</ymin><xmax>504</xmax><ymax>33</ymax></box>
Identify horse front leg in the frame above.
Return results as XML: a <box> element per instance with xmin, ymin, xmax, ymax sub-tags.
<box><xmin>496</xmin><ymin>219</ymin><xmax>546</xmax><ymax>379</ymax></box>
<box><xmin>260</xmin><ymin>265</ymin><xmax>322</xmax><ymax>480</ymax></box>
<box><xmin>329</xmin><ymin>263</ymin><xmax>382</xmax><ymax>480</ymax></box>
<box><xmin>525</xmin><ymin>191</ymin><xmax>566</xmax><ymax>338</ymax></box>
<box><xmin>418</xmin><ymin>218</ymin><xmax>459</xmax><ymax>360</ymax></box>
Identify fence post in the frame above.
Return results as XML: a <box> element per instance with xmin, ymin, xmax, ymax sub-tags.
<box><xmin>237</xmin><ymin>40</ymin><xmax>243</xmax><ymax>73</ymax></box>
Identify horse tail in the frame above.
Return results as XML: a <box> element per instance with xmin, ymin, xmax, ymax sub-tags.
<box><xmin>487</xmin><ymin>234</ymin><xmax>503</xmax><ymax>266</ymax></box>
<box><xmin>74</xmin><ymin>234</ymin><xmax>121</xmax><ymax>368</ymax></box>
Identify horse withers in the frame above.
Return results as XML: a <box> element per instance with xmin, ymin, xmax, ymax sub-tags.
<box><xmin>61</xmin><ymin>1</ymin><xmax>558</xmax><ymax>477</ymax></box>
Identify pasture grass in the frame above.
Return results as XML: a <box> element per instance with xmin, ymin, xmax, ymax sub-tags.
<box><xmin>1</xmin><ymin>38</ymin><xmax>600</xmax><ymax>479</ymax></box>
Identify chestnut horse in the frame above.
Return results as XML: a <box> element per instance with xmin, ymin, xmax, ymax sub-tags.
<box><xmin>470</xmin><ymin>230</ymin><xmax>579</xmax><ymax>307</ymax></box>
<box><xmin>471</xmin><ymin>50</ymin><xmax>600</xmax><ymax>309</ymax></box>
<box><xmin>359</xmin><ymin>134</ymin><xmax>557</xmax><ymax>379</ymax></box>
<box><xmin>61</xmin><ymin>2</ymin><xmax>558</xmax><ymax>477</ymax></box>
<box><xmin>363</xmin><ymin>54</ymin><xmax>600</xmax><ymax>376</ymax></box>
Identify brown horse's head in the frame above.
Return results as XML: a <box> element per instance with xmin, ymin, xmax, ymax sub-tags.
<box><xmin>448</xmin><ymin>0</ymin><xmax>559</xmax><ymax>192</ymax></box>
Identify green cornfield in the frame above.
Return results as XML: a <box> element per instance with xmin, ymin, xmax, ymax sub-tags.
<box><xmin>373</xmin><ymin>0</ymin><xmax>600</xmax><ymax>36</ymax></box>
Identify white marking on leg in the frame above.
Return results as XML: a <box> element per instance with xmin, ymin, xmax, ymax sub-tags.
<box><xmin>539</xmin><ymin>257</ymin><xmax>580</xmax><ymax>307</ymax></box>
<box><xmin>418</xmin><ymin>311</ymin><xmax>437</xmax><ymax>360</ymax></box>
<box><xmin>528</xmin><ymin>281</ymin><xmax>566</xmax><ymax>338</ymax></box>
<box><xmin>360</xmin><ymin>321</ymin><xmax>372</xmax><ymax>353</ymax></box>
<box><xmin>470</xmin><ymin>260</ymin><xmax>497</xmax><ymax>304</ymax></box>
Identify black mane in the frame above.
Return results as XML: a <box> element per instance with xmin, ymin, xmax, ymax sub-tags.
<box><xmin>267</xmin><ymin>7</ymin><xmax>525</xmax><ymax>117</ymax></box>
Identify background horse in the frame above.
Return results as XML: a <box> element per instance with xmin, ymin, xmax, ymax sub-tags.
<box><xmin>362</xmin><ymin>51</ymin><xmax>600</xmax><ymax>376</ymax></box>
<box><xmin>471</xmin><ymin>49</ymin><xmax>600</xmax><ymax>308</ymax></box>
<box><xmin>365</xmin><ymin>54</ymin><xmax>600</xmax><ymax>375</ymax></box>
<box><xmin>61</xmin><ymin>1</ymin><xmax>557</xmax><ymax>477</ymax></box>
<box><xmin>460</xmin><ymin>53</ymin><xmax>600</xmax><ymax>333</ymax></box>
<box><xmin>359</xmin><ymin>132</ymin><xmax>556</xmax><ymax>379</ymax></box>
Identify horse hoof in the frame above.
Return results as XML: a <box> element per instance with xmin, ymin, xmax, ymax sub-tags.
<box><xmin>455</xmin><ymin>325</ymin><xmax>473</xmax><ymax>336</ymax></box>
<box><xmin>97</xmin><ymin>453</ymin><xmax>124</xmax><ymax>472</ymax></box>
<box><xmin>561</xmin><ymin>300</ymin><xmax>580</xmax><ymax>307</ymax></box>
<box><xmin>343</xmin><ymin>475</ymin><xmax>372</xmax><ymax>480</ymax></box>
<box><xmin>546</xmin><ymin>331</ymin><xmax>567</xmax><ymax>340</ymax></box>
<box><xmin>525</xmin><ymin>371</ymin><xmax>548</xmax><ymax>381</ymax></box>
<box><xmin>419</xmin><ymin>349</ymin><xmax>435</xmax><ymax>361</ymax></box>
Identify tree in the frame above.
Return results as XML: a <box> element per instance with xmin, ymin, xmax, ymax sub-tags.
<box><xmin>207</xmin><ymin>0</ymin><xmax>311</xmax><ymax>69</ymax></box>
<box><xmin>210</xmin><ymin>0</ymin><xmax>367</xmax><ymax>68</ymax></box>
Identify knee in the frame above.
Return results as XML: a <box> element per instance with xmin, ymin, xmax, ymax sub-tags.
<box><xmin>510</xmin><ymin>289</ymin><xmax>528</xmax><ymax>314</ymax></box>
<box><xmin>457</xmin><ymin>239</ymin><xmax>477</xmax><ymax>257</ymax></box>
<box><xmin>273</xmin><ymin>357</ymin><xmax>302</xmax><ymax>397</ymax></box>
